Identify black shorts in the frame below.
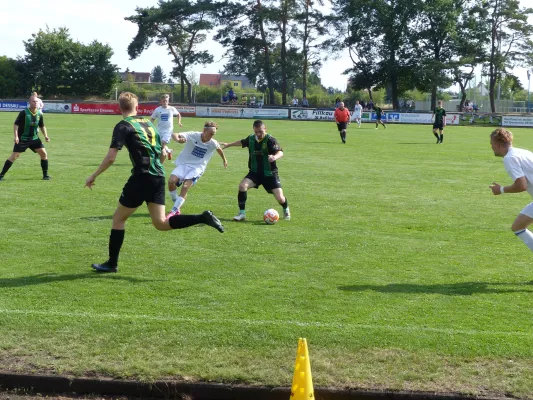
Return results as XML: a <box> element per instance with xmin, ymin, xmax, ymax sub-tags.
<box><xmin>433</xmin><ymin>122</ymin><xmax>444</xmax><ymax>130</ymax></box>
<box><xmin>376</xmin><ymin>115</ymin><xmax>383</xmax><ymax>121</ymax></box>
<box><xmin>336</xmin><ymin>122</ymin><xmax>348</xmax><ymax>131</ymax></box>
<box><xmin>245</xmin><ymin>171</ymin><xmax>282</xmax><ymax>193</ymax></box>
<box><xmin>119</xmin><ymin>174</ymin><xmax>166</xmax><ymax>208</ymax></box>
<box><xmin>13</xmin><ymin>139</ymin><xmax>44</xmax><ymax>153</ymax></box>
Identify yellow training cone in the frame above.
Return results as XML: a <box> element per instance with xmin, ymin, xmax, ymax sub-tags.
<box><xmin>290</xmin><ymin>338</ymin><xmax>314</xmax><ymax>399</ymax></box>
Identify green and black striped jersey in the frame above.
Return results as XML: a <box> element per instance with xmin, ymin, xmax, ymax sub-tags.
<box><xmin>110</xmin><ymin>116</ymin><xmax>164</xmax><ymax>177</ymax></box>
<box><xmin>14</xmin><ymin>108</ymin><xmax>44</xmax><ymax>141</ymax></box>
<box><xmin>433</xmin><ymin>107</ymin><xmax>446</xmax><ymax>124</ymax></box>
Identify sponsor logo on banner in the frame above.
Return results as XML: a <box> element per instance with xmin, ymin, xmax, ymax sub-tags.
<box><xmin>502</xmin><ymin>115</ymin><xmax>533</xmax><ymax>127</ymax></box>
<box><xmin>197</xmin><ymin>106</ymin><xmax>288</xmax><ymax>119</ymax></box>
<box><xmin>137</xmin><ymin>104</ymin><xmax>158</xmax><ymax>116</ymax></box>
<box><xmin>72</xmin><ymin>103</ymin><xmax>121</xmax><ymax>114</ymax></box>
<box><xmin>43</xmin><ymin>103</ymin><xmax>71</xmax><ymax>113</ymax></box>
<box><xmin>175</xmin><ymin>106</ymin><xmax>196</xmax><ymax>116</ymax></box>
<box><xmin>291</xmin><ymin>109</ymin><xmax>334</xmax><ymax>120</ymax></box>
<box><xmin>0</xmin><ymin>101</ymin><xmax>27</xmax><ymax>112</ymax></box>
<box><xmin>445</xmin><ymin>114</ymin><xmax>460</xmax><ymax>125</ymax></box>
<box><xmin>386</xmin><ymin>113</ymin><xmax>400</xmax><ymax>122</ymax></box>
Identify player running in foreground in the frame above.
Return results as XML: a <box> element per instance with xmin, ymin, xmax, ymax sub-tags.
<box><xmin>432</xmin><ymin>100</ymin><xmax>446</xmax><ymax>144</ymax></box>
<box><xmin>150</xmin><ymin>94</ymin><xmax>182</xmax><ymax>160</ymax></box>
<box><xmin>334</xmin><ymin>102</ymin><xmax>351</xmax><ymax>144</ymax></box>
<box><xmin>222</xmin><ymin>120</ymin><xmax>290</xmax><ymax>221</ymax></box>
<box><xmin>489</xmin><ymin>128</ymin><xmax>533</xmax><ymax>255</ymax></box>
<box><xmin>166</xmin><ymin>121</ymin><xmax>228</xmax><ymax>218</ymax></box>
<box><xmin>85</xmin><ymin>92</ymin><xmax>224</xmax><ymax>273</ymax></box>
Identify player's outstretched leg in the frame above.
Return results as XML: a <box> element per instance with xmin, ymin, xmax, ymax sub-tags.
<box><xmin>201</xmin><ymin>210</ymin><xmax>225</xmax><ymax>233</ymax></box>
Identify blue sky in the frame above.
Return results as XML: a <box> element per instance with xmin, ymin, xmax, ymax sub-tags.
<box><xmin>1</xmin><ymin>0</ymin><xmax>532</xmax><ymax>93</ymax></box>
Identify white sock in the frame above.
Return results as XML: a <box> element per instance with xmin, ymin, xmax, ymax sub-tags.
<box><xmin>171</xmin><ymin>196</ymin><xmax>185</xmax><ymax>212</ymax></box>
<box><xmin>169</xmin><ymin>190</ymin><xmax>178</xmax><ymax>202</ymax></box>
<box><xmin>514</xmin><ymin>229</ymin><xmax>533</xmax><ymax>252</ymax></box>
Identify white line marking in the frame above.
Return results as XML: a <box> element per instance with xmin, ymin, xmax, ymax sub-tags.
<box><xmin>1</xmin><ymin>308</ymin><xmax>531</xmax><ymax>338</ymax></box>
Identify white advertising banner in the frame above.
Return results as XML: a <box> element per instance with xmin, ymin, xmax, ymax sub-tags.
<box><xmin>43</xmin><ymin>102</ymin><xmax>72</xmax><ymax>113</ymax></box>
<box><xmin>290</xmin><ymin>109</ymin><xmax>335</xmax><ymax>120</ymax></box>
<box><xmin>399</xmin><ymin>113</ymin><xmax>433</xmax><ymax>124</ymax></box>
<box><xmin>196</xmin><ymin>106</ymin><xmax>288</xmax><ymax>119</ymax></box>
<box><xmin>502</xmin><ymin>115</ymin><xmax>533</xmax><ymax>127</ymax></box>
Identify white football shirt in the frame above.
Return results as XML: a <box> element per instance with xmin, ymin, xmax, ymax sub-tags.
<box><xmin>175</xmin><ymin>132</ymin><xmax>220</xmax><ymax>168</ymax></box>
<box><xmin>503</xmin><ymin>147</ymin><xmax>533</xmax><ymax>198</ymax></box>
<box><xmin>353</xmin><ymin>104</ymin><xmax>362</xmax><ymax>116</ymax></box>
<box><xmin>151</xmin><ymin>106</ymin><xmax>179</xmax><ymax>134</ymax></box>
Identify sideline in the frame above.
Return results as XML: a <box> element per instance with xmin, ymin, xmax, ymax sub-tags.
<box><xmin>0</xmin><ymin>372</ymin><xmax>502</xmax><ymax>400</ymax></box>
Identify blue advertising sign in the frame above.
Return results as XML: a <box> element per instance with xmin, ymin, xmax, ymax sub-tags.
<box><xmin>386</xmin><ymin>113</ymin><xmax>400</xmax><ymax>122</ymax></box>
<box><xmin>0</xmin><ymin>101</ymin><xmax>27</xmax><ymax>112</ymax></box>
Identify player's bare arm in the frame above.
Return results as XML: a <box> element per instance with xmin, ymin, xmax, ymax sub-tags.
<box><xmin>40</xmin><ymin>126</ymin><xmax>50</xmax><ymax>142</ymax></box>
<box><xmin>85</xmin><ymin>148</ymin><xmax>119</xmax><ymax>189</ymax></box>
<box><xmin>217</xmin><ymin>148</ymin><xmax>228</xmax><ymax>168</ymax></box>
<box><xmin>176</xmin><ymin>112</ymin><xmax>182</xmax><ymax>127</ymax></box>
<box><xmin>170</xmin><ymin>133</ymin><xmax>187</xmax><ymax>143</ymax></box>
<box><xmin>222</xmin><ymin>140</ymin><xmax>242</xmax><ymax>149</ymax></box>
<box><xmin>13</xmin><ymin>124</ymin><xmax>19</xmax><ymax>144</ymax></box>
<box><xmin>489</xmin><ymin>177</ymin><xmax>528</xmax><ymax>195</ymax></box>
<box><xmin>268</xmin><ymin>150</ymin><xmax>283</xmax><ymax>163</ymax></box>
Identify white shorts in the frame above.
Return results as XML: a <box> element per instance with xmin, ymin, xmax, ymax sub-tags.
<box><xmin>352</xmin><ymin>114</ymin><xmax>361</xmax><ymax>120</ymax></box>
<box><xmin>159</xmin><ymin>131</ymin><xmax>172</xmax><ymax>144</ymax></box>
<box><xmin>520</xmin><ymin>202</ymin><xmax>533</xmax><ymax>218</ymax></box>
<box><xmin>170</xmin><ymin>164</ymin><xmax>205</xmax><ymax>184</ymax></box>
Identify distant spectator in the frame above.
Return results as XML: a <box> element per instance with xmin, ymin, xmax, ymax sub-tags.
<box><xmin>258</xmin><ymin>95</ymin><xmax>264</xmax><ymax>108</ymax></box>
<box><xmin>335</xmin><ymin>97</ymin><xmax>341</xmax><ymax>108</ymax></box>
<box><xmin>367</xmin><ymin>100</ymin><xmax>374</xmax><ymax>110</ymax></box>
<box><xmin>222</xmin><ymin>93</ymin><xmax>229</xmax><ymax>104</ymax></box>
<box><xmin>241</xmin><ymin>95</ymin><xmax>248</xmax><ymax>105</ymax></box>
<box><xmin>292</xmin><ymin>96</ymin><xmax>299</xmax><ymax>107</ymax></box>
<box><xmin>302</xmin><ymin>96</ymin><xmax>309</xmax><ymax>108</ymax></box>
<box><xmin>250</xmin><ymin>95</ymin><xmax>256</xmax><ymax>107</ymax></box>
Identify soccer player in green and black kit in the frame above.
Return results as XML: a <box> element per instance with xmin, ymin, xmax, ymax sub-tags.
<box><xmin>222</xmin><ymin>120</ymin><xmax>290</xmax><ymax>221</ymax></box>
<box><xmin>432</xmin><ymin>100</ymin><xmax>446</xmax><ymax>144</ymax></box>
<box><xmin>373</xmin><ymin>104</ymin><xmax>387</xmax><ymax>129</ymax></box>
<box><xmin>0</xmin><ymin>95</ymin><xmax>51</xmax><ymax>181</ymax></box>
<box><xmin>85</xmin><ymin>92</ymin><xmax>224</xmax><ymax>273</ymax></box>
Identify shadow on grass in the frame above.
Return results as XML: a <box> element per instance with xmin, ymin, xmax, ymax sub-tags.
<box><xmin>338</xmin><ymin>281</ymin><xmax>533</xmax><ymax>296</ymax></box>
<box><xmin>0</xmin><ymin>273</ymin><xmax>154</xmax><ymax>288</ymax></box>
<box><xmin>80</xmin><ymin>214</ymin><xmax>150</xmax><ymax>221</ymax></box>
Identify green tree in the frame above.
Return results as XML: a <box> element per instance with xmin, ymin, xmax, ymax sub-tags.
<box><xmin>126</xmin><ymin>0</ymin><xmax>216</xmax><ymax>102</ymax></box>
<box><xmin>0</xmin><ymin>56</ymin><xmax>21</xmax><ymax>97</ymax></box>
<box><xmin>482</xmin><ymin>0</ymin><xmax>533</xmax><ymax>112</ymax></box>
<box><xmin>334</xmin><ymin>0</ymin><xmax>421</xmax><ymax>109</ymax></box>
<box><xmin>414</xmin><ymin>0</ymin><xmax>462</xmax><ymax>109</ymax></box>
<box><xmin>18</xmin><ymin>27</ymin><xmax>117</xmax><ymax>97</ymax></box>
<box><xmin>151</xmin><ymin>65</ymin><xmax>167</xmax><ymax>83</ymax></box>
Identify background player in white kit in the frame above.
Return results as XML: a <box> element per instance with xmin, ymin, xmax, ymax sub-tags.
<box><xmin>489</xmin><ymin>128</ymin><xmax>533</xmax><ymax>255</ymax></box>
<box><xmin>150</xmin><ymin>94</ymin><xmax>182</xmax><ymax>160</ymax></box>
<box><xmin>352</xmin><ymin>100</ymin><xmax>362</xmax><ymax>127</ymax></box>
<box><xmin>166</xmin><ymin>121</ymin><xmax>228</xmax><ymax>218</ymax></box>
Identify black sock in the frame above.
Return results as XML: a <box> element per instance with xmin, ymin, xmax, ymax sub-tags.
<box><xmin>1</xmin><ymin>160</ymin><xmax>13</xmax><ymax>176</ymax></box>
<box><xmin>439</xmin><ymin>134</ymin><xmax>443</xmax><ymax>142</ymax></box>
<box><xmin>108</xmin><ymin>229</ymin><xmax>125</xmax><ymax>266</ymax></box>
<box><xmin>281</xmin><ymin>200</ymin><xmax>288</xmax><ymax>209</ymax></box>
<box><xmin>169</xmin><ymin>214</ymin><xmax>202</xmax><ymax>229</ymax></box>
<box><xmin>433</xmin><ymin>132</ymin><xmax>439</xmax><ymax>139</ymax></box>
<box><xmin>238</xmin><ymin>191</ymin><xmax>247</xmax><ymax>211</ymax></box>
<box><xmin>41</xmin><ymin>159</ymin><xmax>48</xmax><ymax>176</ymax></box>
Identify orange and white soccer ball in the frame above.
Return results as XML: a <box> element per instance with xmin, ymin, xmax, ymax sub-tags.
<box><xmin>263</xmin><ymin>208</ymin><xmax>279</xmax><ymax>225</ymax></box>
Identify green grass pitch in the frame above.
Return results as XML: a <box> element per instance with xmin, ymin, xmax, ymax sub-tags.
<box><xmin>1</xmin><ymin>113</ymin><xmax>533</xmax><ymax>397</ymax></box>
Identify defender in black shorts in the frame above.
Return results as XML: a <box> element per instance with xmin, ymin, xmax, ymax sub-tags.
<box><xmin>85</xmin><ymin>92</ymin><xmax>224</xmax><ymax>273</ymax></box>
<box><xmin>432</xmin><ymin>100</ymin><xmax>446</xmax><ymax>144</ymax></box>
<box><xmin>222</xmin><ymin>119</ymin><xmax>291</xmax><ymax>221</ymax></box>
<box><xmin>0</xmin><ymin>95</ymin><xmax>51</xmax><ymax>181</ymax></box>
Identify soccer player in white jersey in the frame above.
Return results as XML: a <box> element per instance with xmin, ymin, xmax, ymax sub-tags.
<box><xmin>489</xmin><ymin>128</ymin><xmax>533</xmax><ymax>254</ymax></box>
<box><xmin>166</xmin><ymin>121</ymin><xmax>228</xmax><ymax>218</ymax></box>
<box><xmin>352</xmin><ymin>100</ymin><xmax>363</xmax><ymax>127</ymax></box>
<box><xmin>150</xmin><ymin>94</ymin><xmax>182</xmax><ymax>160</ymax></box>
